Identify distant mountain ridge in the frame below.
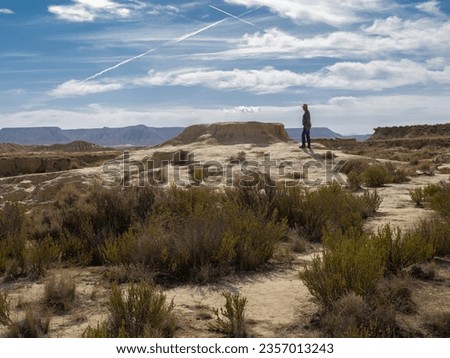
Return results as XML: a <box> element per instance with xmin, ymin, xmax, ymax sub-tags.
<box><xmin>286</xmin><ymin>127</ymin><xmax>370</xmax><ymax>142</ymax></box>
<box><xmin>0</xmin><ymin>124</ymin><xmax>367</xmax><ymax>147</ymax></box>
<box><xmin>0</xmin><ymin>125</ymin><xmax>184</xmax><ymax>146</ymax></box>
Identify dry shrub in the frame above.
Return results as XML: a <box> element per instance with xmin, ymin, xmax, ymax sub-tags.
<box><xmin>103</xmin><ymin>186</ymin><xmax>286</xmax><ymax>283</ymax></box>
<box><xmin>321</xmin><ymin>292</ymin><xmax>370</xmax><ymax>337</ymax></box>
<box><xmin>375</xmin><ymin>276</ymin><xmax>416</xmax><ymax>314</ymax></box>
<box><xmin>0</xmin><ymin>292</ymin><xmax>11</xmax><ymax>326</ymax></box>
<box><xmin>321</xmin><ymin>292</ymin><xmax>399</xmax><ymax>338</ymax></box>
<box><xmin>210</xmin><ymin>292</ymin><xmax>247</xmax><ymax>338</ymax></box>
<box><xmin>6</xmin><ymin>305</ymin><xmax>50</xmax><ymax>338</ymax></box>
<box><xmin>43</xmin><ymin>275</ymin><xmax>76</xmax><ymax>313</ymax></box>
<box><xmin>30</xmin><ymin>184</ymin><xmax>157</xmax><ymax>265</ymax></box>
<box><xmin>0</xmin><ymin>203</ymin><xmax>59</xmax><ymax>280</ymax></box>
<box><xmin>319</xmin><ymin>279</ymin><xmax>413</xmax><ymax>338</ymax></box>
<box><xmin>346</xmin><ymin>171</ymin><xmax>361</xmax><ymax>191</ymax></box>
<box><xmin>104</xmin><ymin>264</ymin><xmax>153</xmax><ymax>284</ymax></box>
<box><xmin>340</xmin><ymin>158</ymin><xmax>372</xmax><ymax>176</ymax></box>
<box><xmin>229</xmin><ymin>151</ymin><xmax>247</xmax><ymax>163</ymax></box>
<box><xmin>426</xmin><ymin>311</ymin><xmax>450</xmax><ymax>337</ymax></box>
<box><xmin>82</xmin><ymin>322</ymin><xmax>109</xmax><ymax>338</ymax></box>
<box><xmin>83</xmin><ymin>283</ymin><xmax>176</xmax><ymax>338</ymax></box>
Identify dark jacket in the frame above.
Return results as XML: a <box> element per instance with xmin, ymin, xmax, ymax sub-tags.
<box><xmin>302</xmin><ymin>110</ymin><xmax>311</xmax><ymax>130</ymax></box>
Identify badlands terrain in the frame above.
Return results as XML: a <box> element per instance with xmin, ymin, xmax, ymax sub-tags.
<box><xmin>0</xmin><ymin>121</ymin><xmax>449</xmax><ymax>338</ymax></box>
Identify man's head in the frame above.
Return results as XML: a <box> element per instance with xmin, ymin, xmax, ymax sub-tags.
<box><xmin>302</xmin><ymin>104</ymin><xmax>308</xmax><ymax>111</ymax></box>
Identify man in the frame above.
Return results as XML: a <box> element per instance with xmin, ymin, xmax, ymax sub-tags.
<box><xmin>300</xmin><ymin>103</ymin><xmax>311</xmax><ymax>149</ymax></box>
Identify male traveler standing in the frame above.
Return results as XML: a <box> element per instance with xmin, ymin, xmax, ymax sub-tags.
<box><xmin>300</xmin><ymin>104</ymin><xmax>311</xmax><ymax>149</ymax></box>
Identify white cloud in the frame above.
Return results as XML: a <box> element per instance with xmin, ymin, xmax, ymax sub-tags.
<box><xmin>416</xmin><ymin>0</ymin><xmax>446</xmax><ymax>17</ymax></box>
<box><xmin>223</xmin><ymin>106</ymin><xmax>262</xmax><ymax>113</ymax></box>
<box><xmin>49</xmin><ymin>79</ymin><xmax>123</xmax><ymax>97</ymax></box>
<box><xmin>224</xmin><ymin>0</ymin><xmax>391</xmax><ymax>26</ymax></box>
<box><xmin>135</xmin><ymin>67</ymin><xmax>303</xmax><ymax>93</ymax></box>
<box><xmin>48</xmin><ymin>0</ymin><xmax>132</xmax><ymax>22</ymax></box>
<box><xmin>204</xmin><ymin>17</ymin><xmax>450</xmax><ymax>60</ymax></box>
<box><xmin>48</xmin><ymin>0</ymin><xmax>190</xmax><ymax>22</ymax></box>
<box><xmin>50</xmin><ymin>57</ymin><xmax>450</xmax><ymax>98</ymax></box>
<box><xmin>132</xmin><ymin>59</ymin><xmax>450</xmax><ymax>93</ymax></box>
<box><xmin>0</xmin><ymin>9</ymin><xmax>14</xmax><ymax>14</ymax></box>
<box><xmin>309</xmin><ymin>59</ymin><xmax>450</xmax><ymax>90</ymax></box>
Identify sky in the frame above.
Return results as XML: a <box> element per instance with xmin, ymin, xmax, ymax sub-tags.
<box><xmin>1</xmin><ymin>0</ymin><xmax>450</xmax><ymax>135</ymax></box>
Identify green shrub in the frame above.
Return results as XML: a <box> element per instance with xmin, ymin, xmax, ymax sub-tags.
<box><xmin>422</xmin><ymin>183</ymin><xmax>443</xmax><ymax>200</ymax></box>
<box><xmin>409</xmin><ymin>187</ymin><xmax>424</xmax><ymax>207</ymax></box>
<box><xmin>362</xmin><ymin>165</ymin><xmax>391</xmax><ymax>187</ymax></box>
<box><xmin>0</xmin><ymin>202</ymin><xmax>27</xmax><ymax>240</ymax></box>
<box><xmin>210</xmin><ymin>292</ymin><xmax>247</xmax><ymax>338</ymax></box>
<box><xmin>296</xmin><ymin>184</ymin><xmax>371</xmax><ymax>240</ymax></box>
<box><xmin>83</xmin><ymin>283</ymin><xmax>176</xmax><ymax>338</ymax></box>
<box><xmin>410</xmin><ymin>218</ymin><xmax>450</xmax><ymax>257</ymax></box>
<box><xmin>102</xmin><ymin>187</ymin><xmax>285</xmax><ymax>283</ymax></box>
<box><xmin>82</xmin><ymin>322</ymin><xmax>109</xmax><ymax>338</ymax></box>
<box><xmin>299</xmin><ymin>228</ymin><xmax>386</xmax><ymax>307</ymax></box>
<box><xmin>26</xmin><ymin>236</ymin><xmax>60</xmax><ymax>278</ymax></box>
<box><xmin>373</xmin><ymin>225</ymin><xmax>434</xmax><ymax>275</ymax></box>
<box><xmin>429</xmin><ymin>183</ymin><xmax>450</xmax><ymax>218</ymax></box>
<box><xmin>43</xmin><ymin>275</ymin><xmax>76</xmax><ymax>313</ymax></box>
<box><xmin>346</xmin><ymin>172</ymin><xmax>362</xmax><ymax>191</ymax></box>
<box><xmin>0</xmin><ymin>234</ymin><xmax>27</xmax><ymax>279</ymax></box>
<box><xmin>268</xmin><ymin>183</ymin><xmax>380</xmax><ymax>241</ymax></box>
<box><xmin>359</xmin><ymin>190</ymin><xmax>382</xmax><ymax>219</ymax></box>
<box><xmin>107</xmin><ymin>283</ymin><xmax>176</xmax><ymax>338</ymax></box>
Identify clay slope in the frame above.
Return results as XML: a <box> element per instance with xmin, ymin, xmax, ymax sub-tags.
<box><xmin>161</xmin><ymin>122</ymin><xmax>293</xmax><ymax>146</ymax></box>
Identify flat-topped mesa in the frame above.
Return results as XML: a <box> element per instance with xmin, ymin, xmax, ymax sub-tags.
<box><xmin>160</xmin><ymin>122</ymin><xmax>293</xmax><ymax>146</ymax></box>
<box><xmin>369</xmin><ymin>123</ymin><xmax>450</xmax><ymax>141</ymax></box>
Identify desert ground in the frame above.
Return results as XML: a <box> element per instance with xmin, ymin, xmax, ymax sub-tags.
<box><xmin>0</xmin><ymin>122</ymin><xmax>449</xmax><ymax>338</ymax></box>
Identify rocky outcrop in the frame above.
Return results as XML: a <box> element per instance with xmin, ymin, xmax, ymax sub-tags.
<box><xmin>161</xmin><ymin>122</ymin><xmax>293</xmax><ymax>146</ymax></box>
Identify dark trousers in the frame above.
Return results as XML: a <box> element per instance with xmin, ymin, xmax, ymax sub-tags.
<box><xmin>302</xmin><ymin>128</ymin><xmax>311</xmax><ymax>147</ymax></box>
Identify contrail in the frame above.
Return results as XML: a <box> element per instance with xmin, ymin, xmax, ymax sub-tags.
<box><xmin>209</xmin><ymin>5</ymin><xmax>256</xmax><ymax>26</ymax></box>
<box><xmin>83</xmin><ymin>6</ymin><xmax>261</xmax><ymax>82</ymax></box>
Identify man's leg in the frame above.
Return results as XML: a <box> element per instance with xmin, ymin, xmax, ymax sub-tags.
<box><xmin>300</xmin><ymin>128</ymin><xmax>306</xmax><ymax>147</ymax></box>
<box><xmin>306</xmin><ymin>129</ymin><xmax>311</xmax><ymax>148</ymax></box>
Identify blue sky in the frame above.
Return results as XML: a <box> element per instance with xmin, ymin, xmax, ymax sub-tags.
<box><xmin>1</xmin><ymin>0</ymin><xmax>449</xmax><ymax>134</ymax></box>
